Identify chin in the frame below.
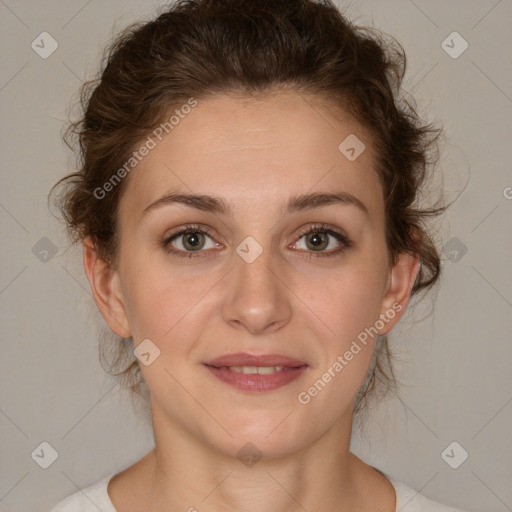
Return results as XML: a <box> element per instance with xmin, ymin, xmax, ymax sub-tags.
<box><xmin>204</xmin><ymin>410</ymin><xmax>314</xmax><ymax>463</ymax></box>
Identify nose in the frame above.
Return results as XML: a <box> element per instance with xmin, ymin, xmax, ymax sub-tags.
<box><xmin>221</xmin><ymin>243</ymin><xmax>292</xmax><ymax>335</ymax></box>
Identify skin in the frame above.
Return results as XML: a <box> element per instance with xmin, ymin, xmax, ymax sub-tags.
<box><xmin>84</xmin><ymin>90</ymin><xmax>420</xmax><ymax>512</ymax></box>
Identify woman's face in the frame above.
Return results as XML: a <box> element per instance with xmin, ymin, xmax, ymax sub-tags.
<box><xmin>86</xmin><ymin>90</ymin><xmax>417</xmax><ymax>460</ymax></box>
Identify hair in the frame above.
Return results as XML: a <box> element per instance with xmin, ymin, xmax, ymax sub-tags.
<box><xmin>50</xmin><ymin>0</ymin><xmax>447</xmax><ymax>419</ymax></box>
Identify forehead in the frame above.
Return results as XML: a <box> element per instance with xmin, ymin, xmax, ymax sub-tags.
<box><xmin>118</xmin><ymin>90</ymin><xmax>383</xmax><ymax>222</ymax></box>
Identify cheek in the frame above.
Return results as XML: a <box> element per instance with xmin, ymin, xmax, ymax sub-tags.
<box><xmin>302</xmin><ymin>260</ymin><xmax>387</xmax><ymax>346</ymax></box>
<box><xmin>294</xmin><ymin>267</ymin><xmax>385</xmax><ymax>415</ymax></box>
<box><xmin>121</xmin><ymin>259</ymin><xmax>218</xmax><ymax>346</ymax></box>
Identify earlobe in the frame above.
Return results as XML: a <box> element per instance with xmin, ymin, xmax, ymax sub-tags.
<box><xmin>378</xmin><ymin>251</ymin><xmax>421</xmax><ymax>335</ymax></box>
<box><xmin>83</xmin><ymin>237</ymin><xmax>132</xmax><ymax>338</ymax></box>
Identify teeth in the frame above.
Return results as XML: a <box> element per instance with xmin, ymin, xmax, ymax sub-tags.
<box><xmin>228</xmin><ymin>366</ymin><xmax>284</xmax><ymax>374</ymax></box>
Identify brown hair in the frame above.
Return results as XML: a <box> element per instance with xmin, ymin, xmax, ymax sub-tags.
<box><xmin>50</xmin><ymin>0</ymin><xmax>446</xmax><ymax>417</ymax></box>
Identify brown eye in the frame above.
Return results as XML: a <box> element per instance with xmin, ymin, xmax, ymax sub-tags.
<box><xmin>305</xmin><ymin>231</ymin><xmax>329</xmax><ymax>251</ymax></box>
<box><xmin>180</xmin><ymin>231</ymin><xmax>206</xmax><ymax>251</ymax></box>
<box><xmin>293</xmin><ymin>223</ymin><xmax>353</xmax><ymax>258</ymax></box>
<box><xmin>163</xmin><ymin>224</ymin><xmax>219</xmax><ymax>258</ymax></box>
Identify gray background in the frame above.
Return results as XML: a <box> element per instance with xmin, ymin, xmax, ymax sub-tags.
<box><xmin>0</xmin><ymin>0</ymin><xmax>511</xmax><ymax>511</ymax></box>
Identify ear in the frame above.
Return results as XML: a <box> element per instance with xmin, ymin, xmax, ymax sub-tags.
<box><xmin>378</xmin><ymin>250</ymin><xmax>421</xmax><ymax>335</ymax></box>
<box><xmin>83</xmin><ymin>237</ymin><xmax>132</xmax><ymax>338</ymax></box>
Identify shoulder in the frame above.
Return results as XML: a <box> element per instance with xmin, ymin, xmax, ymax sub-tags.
<box><xmin>49</xmin><ymin>473</ymin><xmax>117</xmax><ymax>512</ymax></box>
<box><xmin>389</xmin><ymin>478</ymin><xmax>466</xmax><ymax>512</ymax></box>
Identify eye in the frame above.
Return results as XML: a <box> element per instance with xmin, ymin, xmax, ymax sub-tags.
<box><xmin>162</xmin><ymin>224</ymin><xmax>220</xmax><ymax>258</ymax></box>
<box><xmin>291</xmin><ymin>223</ymin><xmax>352</xmax><ymax>258</ymax></box>
<box><xmin>162</xmin><ymin>222</ymin><xmax>352</xmax><ymax>260</ymax></box>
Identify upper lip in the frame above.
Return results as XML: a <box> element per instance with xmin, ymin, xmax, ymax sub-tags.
<box><xmin>204</xmin><ymin>353</ymin><xmax>308</xmax><ymax>368</ymax></box>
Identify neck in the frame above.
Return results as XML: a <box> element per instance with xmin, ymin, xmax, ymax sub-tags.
<box><xmin>132</xmin><ymin>400</ymin><xmax>387</xmax><ymax>512</ymax></box>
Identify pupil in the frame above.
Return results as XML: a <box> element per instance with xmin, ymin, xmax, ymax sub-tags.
<box><xmin>185</xmin><ymin>232</ymin><xmax>202</xmax><ymax>250</ymax></box>
<box><xmin>308</xmin><ymin>232</ymin><xmax>326</xmax><ymax>250</ymax></box>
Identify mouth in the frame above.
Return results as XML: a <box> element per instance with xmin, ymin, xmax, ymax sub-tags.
<box><xmin>203</xmin><ymin>353</ymin><xmax>309</xmax><ymax>392</ymax></box>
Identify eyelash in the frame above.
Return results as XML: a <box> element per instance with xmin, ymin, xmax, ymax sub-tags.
<box><xmin>162</xmin><ymin>223</ymin><xmax>353</xmax><ymax>260</ymax></box>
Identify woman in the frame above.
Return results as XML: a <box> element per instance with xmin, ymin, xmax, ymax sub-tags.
<box><xmin>50</xmin><ymin>0</ymin><xmax>464</xmax><ymax>510</ymax></box>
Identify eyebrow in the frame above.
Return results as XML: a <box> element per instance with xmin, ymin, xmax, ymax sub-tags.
<box><xmin>141</xmin><ymin>190</ymin><xmax>368</xmax><ymax>219</ymax></box>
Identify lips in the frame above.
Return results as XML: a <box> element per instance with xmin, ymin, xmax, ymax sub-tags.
<box><xmin>203</xmin><ymin>353</ymin><xmax>309</xmax><ymax>392</ymax></box>
<box><xmin>204</xmin><ymin>353</ymin><xmax>307</xmax><ymax>368</ymax></box>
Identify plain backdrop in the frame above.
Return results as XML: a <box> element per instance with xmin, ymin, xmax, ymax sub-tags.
<box><xmin>0</xmin><ymin>1</ymin><xmax>511</xmax><ymax>511</ymax></box>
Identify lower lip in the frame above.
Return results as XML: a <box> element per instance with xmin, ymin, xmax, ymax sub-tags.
<box><xmin>203</xmin><ymin>365</ymin><xmax>308</xmax><ymax>392</ymax></box>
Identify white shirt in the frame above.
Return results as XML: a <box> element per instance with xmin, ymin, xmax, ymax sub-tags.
<box><xmin>49</xmin><ymin>471</ymin><xmax>465</xmax><ymax>511</ymax></box>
